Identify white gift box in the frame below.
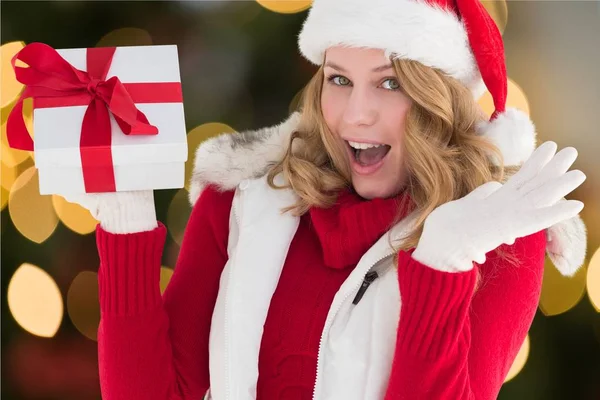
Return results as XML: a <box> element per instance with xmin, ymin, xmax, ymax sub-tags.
<box><xmin>32</xmin><ymin>44</ymin><xmax>188</xmax><ymax>195</ymax></box>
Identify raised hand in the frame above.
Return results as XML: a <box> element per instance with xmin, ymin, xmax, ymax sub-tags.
<box><xmin>412</xmin><ymin>141</ymin><xmax>586</xmax><ymax>272</ymax></box>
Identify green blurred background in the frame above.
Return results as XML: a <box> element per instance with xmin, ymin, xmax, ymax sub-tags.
<box><xmin>1</xmin><ymin>1</ymin><xmax>599</xmax><ymax>399</ymax></box>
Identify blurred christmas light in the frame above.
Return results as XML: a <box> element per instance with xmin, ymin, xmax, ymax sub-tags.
<box><xmin>1</xmin><ymin>41</ymin><xmax>25</xmax><ymax>109</ymax></box>
<box><xmin>478</xmin><ymin>78</ymin><xmax>530</xmax><ymax>118</ymax></box>
<box><xmin>539</xmin><ymin>257</ymin><xmax>587</xmax><ymax>316</ymax></box>
<box><xmin>7</xmin><ymin>263</ymin><xmax>64</xmax><ymax>338</ymax></box>
<box><xmin>504</xmin><ymin>334</ymin><xmax>530</xmax><ymax>383</ymax></box>
<box><xmin>2</xmin><ymin>97</ymin><xmax>34</xmax><ymax>159</ymax></box>
<box><xmin>160</xmin><ymin>267</ymin><xmax>175</xmax><ymax>294</ymax></box>
<box><xmin>1</xmin><ymin>101</ymin><xmax>11</xmax><ymax>126</ymax></box>
<box><xmin>482</xmin><ymin>0</ymin><xmax>508</xmax><ymax>35</ymax></box>
<box><xmin>8</xmin><ymin>167</ymin><xmax>59</xmax><ymax>244</ymax></box>
<box><xmin>587</xmin><ymin>246</ymin><xmax>600</xmax><ymax>312</ymax></box>
<box><xmin>166</xmin><ymin>188</ymin><xmax>192</xmax><ymax>246</ymax></box>
<box><xmin>1</xmin><ymin>158</ymin><xmax>18</xmax><ymax>191</ymax></box>
<box><xmin>256</xmin><ymin>0</ymin><xmax>312</xmax><ymax>14</ymax></box>
<box><xmin>96</xmin><ymin>27</ymin><xmax>153</xmax><ymax>47</ymax></box>
<box><xmin>52</xmin><ymin>195</ymin><xmax>98</xmax><ymax>235</ymax></box>
<box><xmin>184</xmin><ymin>122</ymin><xmax>236</xmax><ymax>192</ymax></box>
<box><xmin>2</xmin><ymin>120</ymin><xmax>30</xmax><ymax>168</ymax></box>
<box><xmin>67</xmin><ymin>271</ymin><xmax>100</xmax><ymax>341</ymax></box>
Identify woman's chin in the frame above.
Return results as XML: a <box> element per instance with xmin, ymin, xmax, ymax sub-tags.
<box><xmin>352</xmin><ymin>179</ymin><xmax>396</xmax><ymax>200</ymax></box>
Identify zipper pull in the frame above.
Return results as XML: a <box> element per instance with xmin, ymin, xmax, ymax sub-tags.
<box><xmin>352</xmin><ymin>271</ymin><xmax>379</xmax><ymax>305</ymax></box>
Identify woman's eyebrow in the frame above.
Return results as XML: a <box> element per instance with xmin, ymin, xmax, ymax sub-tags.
<box><xmin>324</xmin><ymin>62</ymin><xmax>393</xmax><ymax>73</ymax></box>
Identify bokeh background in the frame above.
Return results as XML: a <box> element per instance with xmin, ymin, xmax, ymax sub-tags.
<box><xmin>1</xmin><ymin>1</ymin><xmax>599</xmax><ymax>399</ymax></box>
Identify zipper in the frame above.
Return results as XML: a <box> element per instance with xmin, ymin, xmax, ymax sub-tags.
<box><xmin>352</xmin><ymin>271</ymin><xmax>379</xmax><ymax>305</ymax></box>
<box><xmin>311</xmin><ymin>251</ymin><xmax>395</xmax><ymax>400</ymax></box>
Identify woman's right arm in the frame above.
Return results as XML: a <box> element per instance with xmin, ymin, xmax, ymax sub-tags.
<box><xmin>95</xmin><ymin>186</ymin><xmax>234</xmax><ymax>400</ymax></box>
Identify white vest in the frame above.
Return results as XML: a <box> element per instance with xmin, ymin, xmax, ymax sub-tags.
<box><xmin>206</xmin><ymin>175</ymin><xmax>418</xmax><ymax>400</ymax></box>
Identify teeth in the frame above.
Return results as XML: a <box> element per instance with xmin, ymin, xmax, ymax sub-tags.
<box><xmin>347</xmin><ymin>141</ymin><xmax>384</xmax><ymax>150</ymax></box>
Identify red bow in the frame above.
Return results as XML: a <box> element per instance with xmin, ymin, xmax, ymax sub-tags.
<box><xmin>7</xmin><ymin>42</ymin><xmax>181</xmax><ymax>192</ymax></box>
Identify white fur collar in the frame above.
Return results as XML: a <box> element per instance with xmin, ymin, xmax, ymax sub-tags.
<box><xmin>187</xmin><ymin>112</ymin><xmax>587</xmax><ymax>277</ymax></box>
<box><xmin>187</xmin><ymin>112</ymin><xmax>302</xmax><ymax>205</ymax></box>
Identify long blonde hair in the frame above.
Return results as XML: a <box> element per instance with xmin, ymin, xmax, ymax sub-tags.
<box><xmin>267</xmin><ymin>57</ymin><xmax>517</xmax><ymax>263</ymax></box>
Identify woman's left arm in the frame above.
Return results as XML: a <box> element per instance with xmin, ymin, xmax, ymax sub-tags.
<box><xmin>385</xmin><ymin>141</ymin><xmax>585</xmax><ymax>399</ymax></box>
<box><xmin>384</xmin><ymin>230</ymin><xmax>546</xmax><ymax>400</ymax></box>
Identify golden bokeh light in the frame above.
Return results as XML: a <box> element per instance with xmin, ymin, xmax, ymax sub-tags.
<box><xmin>482</xmin><ymin>0</ymin><xmax>508</xmax><ymax>35</ymax></box>
<box><xmin>166</xmin><ymin>189</ymin><xmax>192</xmax><ymax>246</ymax></box>
<box><xmin>504</xmin><ymin>334</ymin><xmax>530</xmax><ymax>382</ymax></box>
<box><xmin>67</xmin><ymin>271</ymin><xmax>100</xmax><ymax>341</ymax></box>
<box><xmin>256</xmin><ymin>0</ymin><xmax>312</xmax><ymax>14</ymax></box>
<box><xmin>1</xmin><ymin>41</ymin><xmax>25</xmax><ymax>109</ymax></box>
<box><xmin>2</xmin><ymin>97</ymin><xmax>34</xmax><ymax>160</ymax></box>
<box><xmin>2</xmin><ymin>121</ymin><xmax>30</xmax><ymax>168</ymax></box>
<box><xmin>52</xmin><ymin>195</ymin><xmax>98</xmax><ymax>235</ymax></box>
<box><xmin>1</xmin><ymin>100</ymin><xmax>12</xmax><ymax>126</ymax></box>
<box><xmin>478</xmin><ymin>78</ymin><xmax>530</xmax><ymax>118</ymax></box>
<box><xmin>7</xmin><ymin>263</ymin><xmax>64</xmax><ymax>338</ymax></box>
<box><xmin>96</xmin><ymin>28</ymin><xmax>153</xmax><ymax>47</ymax></box>
<box><xmin>1</xmin><ymin>159</ymin><xmax>18</xmax><ymax>191</ymax></box>
<box><xmin>8</xmin><ymin>167</ymin><xmax>59</xmax><ymax>244</ymax></box>
<box><xmin>539</xmin><ymin>258</ymin><xmax>587</xmax><ymax>316</ymax></box>
<box><xmin>184</xmin><ymin>122</ymin><xmax>236</xmax><ymax>192</ymax></box>
<box><xmin>586</xmin><ymin>247</ymin><xmax>600</xmax><ymax>312</ymax></box>
<box><xmin>160</xmin><ymin>267</ymin><xmax>175</xmax><ymax>295</ymax></box>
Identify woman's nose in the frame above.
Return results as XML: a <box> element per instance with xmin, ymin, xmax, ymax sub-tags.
<box><xmin>342</xmin><ymin>86</ymin><xmax>378</xmax><ymax>127</ymax></box>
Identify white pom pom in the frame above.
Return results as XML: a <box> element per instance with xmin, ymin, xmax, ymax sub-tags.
<box><xmin>546</xmin><ymin>215</ymin><xmax>587</xmax><ymax>277</ymax></box>
<box><xmin>477</xmin><ymin>108</ymin><xmax>537</xmax><ymax>166</ymax></box>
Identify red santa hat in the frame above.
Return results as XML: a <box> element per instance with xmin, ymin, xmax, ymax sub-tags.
<box><xmin>297</xmin><ymin>0</ymin><xmax>536</xmax><ymax>166</ymax></box>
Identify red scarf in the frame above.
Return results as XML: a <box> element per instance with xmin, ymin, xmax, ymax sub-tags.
<box><xmin>309</xmin><ymin>188</ymin><xmax>413</xmax><ymax>269</ymax></box>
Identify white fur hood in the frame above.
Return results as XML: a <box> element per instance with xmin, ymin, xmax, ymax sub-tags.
<box><xmin>187</xmin><ymin>112</ymin><xmax>587</xmax><ymax>277</ymax></box>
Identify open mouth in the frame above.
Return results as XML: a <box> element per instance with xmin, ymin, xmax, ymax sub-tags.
<box><xmin>345</xmin><ymin>140</ymin><xmax>392</xmax><ymax>167</ymax></box>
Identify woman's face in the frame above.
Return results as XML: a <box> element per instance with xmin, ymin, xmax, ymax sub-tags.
<box><xmin>321</xmin><ymin>46</ymin><xmax>412</xmax><ymax>200</ymax></box>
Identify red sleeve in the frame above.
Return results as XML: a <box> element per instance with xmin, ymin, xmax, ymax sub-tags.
<box><xmin>384</xmin><ymin>231</ymin><xmax>547</xmax><ymax>400</ymax></box>
<box><xmin>96</xmin><ymin>186</ymin><xmax>234</xmax><ymax>400</ymax></box>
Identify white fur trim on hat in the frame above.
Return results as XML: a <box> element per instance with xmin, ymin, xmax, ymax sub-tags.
<box><xmin>298</xmin><ymin>0</ymin><xmax>482</xmax><ymax>91</ymax></box>
<box><xmin>476</xmin><ymin>108</ymin><xmax>537</xmax><ymax>166</ymax></box>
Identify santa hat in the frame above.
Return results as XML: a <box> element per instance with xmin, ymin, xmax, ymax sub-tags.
<box><xmin>297</xmin><ymin>0</ymin><xmax>536</xmax><ymax>166</ymax></box>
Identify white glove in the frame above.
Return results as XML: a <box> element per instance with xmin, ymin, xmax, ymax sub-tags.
<box><xmin>412</xmin><ymin>141</ymin><xmax>586</xmax><ymax>273</ymax></box>
<box><xmin>61</xmin><ymin>190</ymin><xmax>158</xmax><ymax>234</ymax></box>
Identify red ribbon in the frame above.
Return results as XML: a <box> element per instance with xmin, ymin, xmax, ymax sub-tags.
<box><xmin>6</xmin><ymin>42</ymin><xmax>183</xmax><ymax>193</ymax></box>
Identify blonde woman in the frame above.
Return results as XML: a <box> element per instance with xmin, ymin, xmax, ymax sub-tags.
<box><xmin>69</xmin><ymin>0</ymin><xmax>587</xmax><ymax>399</ymax></box>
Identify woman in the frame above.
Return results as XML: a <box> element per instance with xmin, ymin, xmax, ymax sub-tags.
<box><xmin>71</xmin><ymin>0</ymin><xmax>587</xmax><ymax>398</ymax></box>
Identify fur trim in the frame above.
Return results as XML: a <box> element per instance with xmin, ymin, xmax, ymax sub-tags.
<box><xmin>297</xmin><ymin>0</ymin><xmax>482</xmax><ymax>91</ymax></box>
<box><xmin>477</xmin><ymin>108</ymin><xmax>537</xmax><ymax>166</ymax></box>
<box><xmin>546</xmin><ymin>215</ymin><xmax>587</xmax><ymax>277</ymax></box>
<box><xmin>188</xmin><ymin>112</ymin><xmax>302</xmax><ymax>205</ymax></box>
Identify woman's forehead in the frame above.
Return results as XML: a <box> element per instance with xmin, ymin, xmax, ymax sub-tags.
<box><xmin>324</xmin><ymin>49</ymin><xmax>395</xmax><ymax>79</ymax></box>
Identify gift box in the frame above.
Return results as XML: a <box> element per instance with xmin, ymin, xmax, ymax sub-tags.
<box><xmin>7</xmin><ymin>43</ymin><xmax>188</xmax><ymax>195</ymax></box>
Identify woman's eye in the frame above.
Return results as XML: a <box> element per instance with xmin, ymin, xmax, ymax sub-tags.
<box><xmin>330</xmin><ymin>75</ymin><xmax>351</xmax><ymax>86</ymax></box>
<box><xmin>381</xmin><ymin>78</ymin><xmax>400</xmax><ymax>90</ymax></box>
